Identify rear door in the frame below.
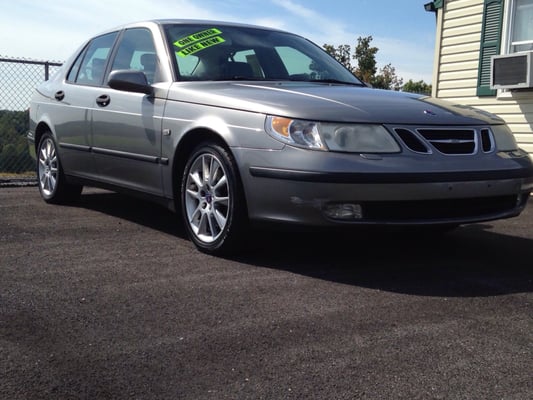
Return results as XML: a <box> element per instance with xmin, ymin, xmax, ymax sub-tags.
<box><xmin>54</xmin><ymin>32</ymin><xmax>118</xmax><ymax>179</ymax></box>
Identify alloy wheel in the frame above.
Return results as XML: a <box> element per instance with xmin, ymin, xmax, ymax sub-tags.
<box><xmin>38</xmin><ymin>137</ymin><xmax>58</xmax><ymax>197</ymax></box>
<box><xmin>184</xmin><ymin>152</ymin><xmax>230</xmax><ymax>243</ymax></box>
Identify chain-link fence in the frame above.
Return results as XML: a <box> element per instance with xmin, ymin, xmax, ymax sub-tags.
<box><xmin>0</xmin><ymin>56</ymin><xmax>63</xmax><ymax>186</ymax></box>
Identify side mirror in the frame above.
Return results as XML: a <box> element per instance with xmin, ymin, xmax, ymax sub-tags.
<box><xmin>108</xmin><ymin>70</ymin><xmax>152</xmax><ymax>95</ymax></box>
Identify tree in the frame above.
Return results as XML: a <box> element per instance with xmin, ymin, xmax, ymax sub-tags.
<box><xmin>372</xmin><ymin>63</ymin><xmax>403</xmax><ymax>91</ymax></box>
<box><xmin>0</xmin><ymin>110</ymin><xmax>33</xmax><ymax>173</ymax></box>
<box><xmin>354</xmin><ymin>36</ymin><xmax>378</xmax><ymax>84</ymax></box>
<box><xmin>323</xmin><ymin>36</ymin><xmax>429</xmax><ymax>93</ymax></box>
<box><xmin>323</xmin><ymin>44</ymin><xmax>354</xmax><ymax>73</ymax></box>
<box><xmin>402</xmin><ymin>79</ymin><xmax>432</xmax><ymax>95</ymax></box>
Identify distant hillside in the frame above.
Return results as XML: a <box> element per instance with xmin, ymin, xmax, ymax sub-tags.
<box><xmin>0</xmin><ymin>110</ymin><xmax>33</xmax><ymax>173</ymax></box>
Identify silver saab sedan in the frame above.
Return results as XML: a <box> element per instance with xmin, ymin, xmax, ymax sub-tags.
<box><xmin>28</xmin><ymin>19</ymin><xmax>533</xmax><ymax>255</ymax></box>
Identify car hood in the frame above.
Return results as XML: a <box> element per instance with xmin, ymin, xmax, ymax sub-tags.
<box><xmin>165</xmin><ymin>81</ymin><xmax>504</xmax><ymax>125</ymax></box>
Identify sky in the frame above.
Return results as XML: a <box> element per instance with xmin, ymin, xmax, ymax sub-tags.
<box><xmin>0</xmin><ymin>0</ymin><xmax>437</xmax><ymax>84</ymax></box>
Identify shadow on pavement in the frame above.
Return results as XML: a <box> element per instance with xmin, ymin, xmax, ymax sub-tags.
<box><xmin>239</xmin><ymin>223</ymin><xmax>533</xmax><ymax>298</ymax></box>
<box><xmin>75</xmin><ymin>189</ymin><xmax>533</xmax><ymax>298</ymax></box>
<box><xmin>77</xmin><ymin>188</ymin><xmax>187</xmax><ymax>238</ymax></box>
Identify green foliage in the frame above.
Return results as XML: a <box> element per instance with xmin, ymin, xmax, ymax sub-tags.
<box><xmin>402</xmin><ymin>79</ymin><xmax>432</xmax><ymax>95</ymax></box>
<box><xmin>324</xmin><ymin>37</ymin><xmax>430</xmax><ymax>92</ymax></box>
<box><xmin>354</xmin><ymin>36</ymin><xmax>378</xmax><ymax>84</ymax></box>
<box><xmin>371</xmin><ymin>63</ymin><xmax>404</xmax><ymax>91</ymax></box>
<box><xmin>0</xmin><ymin>109</ymin><xmax>34</xmax><ymax>173</ymax></box>
<box><xmin>323</xmin><ymin>44</ymin><xmax>356</xmax><ymax>74</ymax></box>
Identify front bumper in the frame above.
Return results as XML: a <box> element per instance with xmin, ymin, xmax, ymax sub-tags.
<box><xmin>235</xmin><ymin>147</ymin><xmax>533</xmax><ymax>227</ymax></box>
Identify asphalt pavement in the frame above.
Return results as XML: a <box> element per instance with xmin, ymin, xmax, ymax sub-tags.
<box><xmin>1</xmin><ymin>186</ymin><xmax>532</xmax><ymax>399</ymax></box>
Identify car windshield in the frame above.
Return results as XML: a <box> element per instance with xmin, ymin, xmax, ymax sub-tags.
<box><xmin>163</xmin><ymin>24</ymin><xmax>363</xmax><ymax>85</ymax></box>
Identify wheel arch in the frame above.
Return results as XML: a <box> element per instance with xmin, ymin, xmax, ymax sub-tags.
<box><xmin>34</xmin><ymin>121</ymin><xmax>54</xmax><ymax>153</ymax></box>
<box><xmin>174</xmin><ymin>127</ymin><xmax>251</xmax><ymax>254</ymax></box>
<box><xmin>171</xmin><ymin>127</ymin><xmax>247</xmax><ymax>211</ymax></box>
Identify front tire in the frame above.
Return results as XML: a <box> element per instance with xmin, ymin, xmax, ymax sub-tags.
<box><xmin>37</xmin><ymin>132</ymin><xmax>82</xmax><ymax>204</ymax></box>
<box><xmin>181</xmin><ymin>142</ymin><xmax>248</xmax><ymax>255</ymax></box>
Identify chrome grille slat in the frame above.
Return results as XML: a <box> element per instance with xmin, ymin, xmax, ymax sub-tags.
<box><xmin>418</xmin><ymin>129</ymin><xmax>476</xmax><ymax>154</ymax></box>
<box><xmin>392</xmin><ymin>127</ymin><xmax>496</xmax><ymax>155</ymax></box>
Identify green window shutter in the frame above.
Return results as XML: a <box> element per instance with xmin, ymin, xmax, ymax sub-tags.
<box><xmin>476</xmin><ymin>0</ymin><xmax>504</xmax><ymax>96</ymax></box>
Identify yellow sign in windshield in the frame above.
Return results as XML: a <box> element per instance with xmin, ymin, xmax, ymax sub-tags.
<box><xmin>174</xmin><ymin>28</ymin><xmax>225</xmax><ymax>57</ymax></box>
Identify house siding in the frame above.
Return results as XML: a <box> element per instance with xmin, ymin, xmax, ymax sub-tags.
<box><xmin>432</xmin><ymin>0</ymin><xmax>533</xmax><ymax>155</ymax></box>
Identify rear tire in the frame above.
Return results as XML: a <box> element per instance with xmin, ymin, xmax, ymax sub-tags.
<box><xmin>37</xmin><ymin>131</ymin><xmax>82</xmax><ymax>204</ymax></box>
<box><xmin>181</xmin><ymin>142</ymin><xmax>248</xmax><ymax>255</ymax></box>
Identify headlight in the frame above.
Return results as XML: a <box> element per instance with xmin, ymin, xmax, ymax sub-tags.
<box><xmin>266</xmin><ymin>116</ymin><xmax>400</xmax><ymax>153</ymax></box>
<box><xmin>491</xmin><ymin>124</ymin><xmax>518</xmax><ymax>151</ymax></box>
<box><xmin>266</xmin><ymin>116</ymin><xmax>326</xmax><ymax>150</ymax></box>
<box><xmin>324</xmin><ymin>124</ymin><xmax>400</xmax><ymax>153</ymax></box>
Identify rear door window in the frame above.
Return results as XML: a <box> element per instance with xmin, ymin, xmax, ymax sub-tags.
<box><xmin>73</xmin><ymin>32</ymin><xmax>118</xmax><ymax>86</ymax></box>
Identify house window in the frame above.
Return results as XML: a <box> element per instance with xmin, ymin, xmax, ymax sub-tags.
<box><xmin>509</xmin><ymin>0</ymin><xmax>533</xmax><ymax>52</ymax></box>
<box><xmin>476</xmin><ymin>0</ymin><xmax>533</xmax><ymax>96</ymax></box>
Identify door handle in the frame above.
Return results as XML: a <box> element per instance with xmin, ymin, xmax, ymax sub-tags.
<box><xmin>96</xmin><ymin>94</ymin><xmax>111</xmax><ymax>107</ymax></box>
<box><xmin>54</xmin><ymin>90</ymin><xmax>65</xmax><ymax>101</ymax></box>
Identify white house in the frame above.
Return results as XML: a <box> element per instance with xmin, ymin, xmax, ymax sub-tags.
<box><xmin>425</xmin><ymin>0</ymin><xmax>533</xmax><ymax>157</ymax></box>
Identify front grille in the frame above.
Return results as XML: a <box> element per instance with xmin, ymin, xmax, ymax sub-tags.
<box><xmin>480</xmin><ymin>129</ymin><xmax>493</xmax><ymax>152</ymax></box>
<box><xmin>392</xmin><ymin>127</ymin><xmax>495</xmax><ymax>155</ymax></box>
<box><xmin>394</xmin><ymin>128</ymin><xmax>430</xmax><ymax>153</ymax></box>
<box><xmin>418</xmin><ymin>129</ymin><xmax>475</xmax><ymax>154</ymax></box>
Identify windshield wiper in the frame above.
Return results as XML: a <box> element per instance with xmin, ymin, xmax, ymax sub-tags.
<box><xmin>211</xmin><ymin>76</ymin><xmax>274</xmax><ymax>81</ymax></box>
<box><xmin>308</xmin><ymin>79</ymin><xmax>364</xmax><ymax>86</ymax></box>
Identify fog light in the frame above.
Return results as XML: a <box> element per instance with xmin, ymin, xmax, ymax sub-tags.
<box><xmin>323</xmin><ymin>203</ymin><xmax>363</xmax><ymax>220</ymax></box>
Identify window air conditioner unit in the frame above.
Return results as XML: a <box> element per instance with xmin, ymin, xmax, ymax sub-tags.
<box><xmin>490</xmin><ymin>51</ymin><xmax>533</xmax><ymax>90</ymax></box>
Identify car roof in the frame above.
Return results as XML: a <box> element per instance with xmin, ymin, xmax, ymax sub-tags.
<box><xmin>97</xmin><ymin>19</ymin><xmax>290</xmax><ymax>36</ymax></box>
